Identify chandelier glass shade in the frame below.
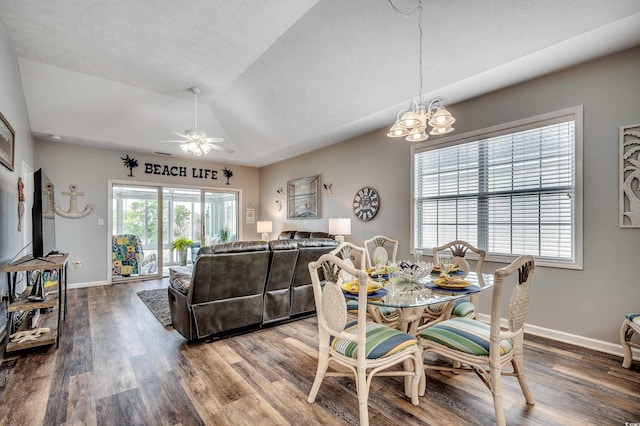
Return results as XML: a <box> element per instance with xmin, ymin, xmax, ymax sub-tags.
<box><xmin>388</xmin><ymin>97</ymin><xmax>456</xmax><ymax>142</ymax></box>
<box><xmin>386</xmin><ymin>0</ymin><xmax>456</xmax><ymax>142</ymax></box>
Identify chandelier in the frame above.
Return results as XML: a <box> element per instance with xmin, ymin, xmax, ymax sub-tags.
<box><xmin>387</xmin><ymin>0</ymin><xmax>456</xmax><ymax>142</ymax></box>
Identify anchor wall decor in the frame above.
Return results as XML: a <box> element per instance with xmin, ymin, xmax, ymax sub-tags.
<box><xmin>54</xmin><ymin>184</ymin><xmax>93</xmax><ymax>219</ymax></box>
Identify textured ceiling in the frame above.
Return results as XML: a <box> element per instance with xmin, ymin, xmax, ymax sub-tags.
<box><xmin>1</xmin><ymin>0</ymin><xmax>639</xmax><ymax>166</ymax></box>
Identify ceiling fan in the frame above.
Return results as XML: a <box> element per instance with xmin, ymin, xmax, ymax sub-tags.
<box><xmin>163</xmin><ymin>87</ymin><xmax>234</xmax><ymax>156</ymax></box>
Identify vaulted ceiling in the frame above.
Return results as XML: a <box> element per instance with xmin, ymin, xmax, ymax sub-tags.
<box><xmin>1</xmin><ymin>0</ymin><xmax>639</xmax><ymax>166</ymax></box>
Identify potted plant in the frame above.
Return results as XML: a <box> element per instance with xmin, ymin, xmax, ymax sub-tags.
<box><xmin>171</xmin><ymin>237</ymin><xmax>192</xmax><ymax>266</ymax></box>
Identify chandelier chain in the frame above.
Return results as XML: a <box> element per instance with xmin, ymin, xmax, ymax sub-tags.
<box><xmin>417</xmin><ymin>0</ymin><xmax>423</xmax><ymax>103</ymax></box>
<box><xmin>386</xmin><ymin>0</ymin><xmax>420</xmax><ymax>16</ymax></box>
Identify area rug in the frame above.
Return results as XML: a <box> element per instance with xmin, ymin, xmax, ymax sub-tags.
<box><xmin>0</xmin><ymin>359</ymin><xmax>17</xmax><ymax>398</ymax></box>
<box><xmin>136</xmin><ymin>288</ymin><xmax>172</xmax><ymax>327</ymax></box>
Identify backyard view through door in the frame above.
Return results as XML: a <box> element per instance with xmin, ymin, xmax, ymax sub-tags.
<box><xmin>111</xmin><ymin>184</ymin><xmax>238</xmax><ymax>280</ymax></box>
<box><xmin>162</xmin><ymin>188</ymin><xmax>238</xmax><ymax>270</ymax></box>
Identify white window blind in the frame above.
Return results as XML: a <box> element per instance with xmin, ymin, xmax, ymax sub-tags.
<box><xmin>412</xmin><ymin>109</ymin><xmax>581</xmax><ymax>267</ymax></box>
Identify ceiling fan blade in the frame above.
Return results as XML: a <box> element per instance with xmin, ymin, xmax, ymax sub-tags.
<box><xmin>204</xmin><ymin>137</ymin><xmax>225</xmax><ymax>143</ymax></box>
<box><xmin>207</xmin><ymin>143</ymin><xmax>235</xmax><ymax>154</ymax></box>
<box><xmin>159</xmin><ymin>140</ymin><xmax>186</xmax><ymax>143</ymax></box>
<box><xmin>174</xmin><ymin>131</ymin><xmax>190</xmax><ymax>139</ymax></box>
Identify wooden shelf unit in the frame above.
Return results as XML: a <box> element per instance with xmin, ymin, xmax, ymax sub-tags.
<box><xmin>3</xmin><ymin>254</ymin><xmax>68</xmax><ymax>353</ymax></box>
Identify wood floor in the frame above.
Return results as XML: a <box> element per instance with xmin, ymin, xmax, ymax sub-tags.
<box><xmin>1</xmin><ymin>278</ymin><xmax>639</xmax><ymax>425</ymax></box>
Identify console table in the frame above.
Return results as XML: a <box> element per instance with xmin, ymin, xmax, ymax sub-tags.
<box><xmin>3</xmin><ymin>253</ymin><xmax>68</xmax><ymax>353</ymax></box>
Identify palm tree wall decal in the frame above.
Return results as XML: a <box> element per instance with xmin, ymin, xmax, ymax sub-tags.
<box><xmin>222</xmin><ymin>167</ymin><xmax>233</xmax><ymax>185</ymax></box>
<box><xmin>121</xmin><ymin>155</ymin><xmax>139</xmax><ymax>177</ymax></box>
<box><xmin>622</xmin><ymin>128</ymin><xmax>640</xmax><ymax>226</ymax></box>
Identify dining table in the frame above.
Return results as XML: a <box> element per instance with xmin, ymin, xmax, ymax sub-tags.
<box><xmin>343</xmin><ymin>269</ymin><xmax>495</xmax><ymax>335</ymax></box>
<box><xmin>342</xmin><ymin>267</ymin><xmax>495</xmax><ymax>397</ymax></box>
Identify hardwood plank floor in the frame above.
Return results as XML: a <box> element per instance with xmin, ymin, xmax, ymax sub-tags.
<box><xmin>1</xmin><ymin>278</ymin><xmax>639</xmax><ymax>425</ymax></box>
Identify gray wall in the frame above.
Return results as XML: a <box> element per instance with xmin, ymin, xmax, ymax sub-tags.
<box><xmin>0</xmin><ymin>21</ymin><xmax>35</xmax><ymax>335</ymax></box>
<box><xmin>259</xmin><ymin>46</ymin><xmax>640</xmax><ymax>348</ymax></box>
<box><xmin>35</xmin><ymin>140</ymin><xmax>260</xmax><ymax>285</ymax></box>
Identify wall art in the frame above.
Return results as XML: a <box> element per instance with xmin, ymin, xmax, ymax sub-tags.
<box><xmin>0</xmin><ymin>112</ymin><xmax>15</xmax><ymax>171</ymax></box>
<box><xmin>287</xmin><ymin>175</ymin><xmax>319</xmax><ymax>219</ymax></box>
<box><xmin>620</xmin><ymin>123</ymin><xmax>640</xmax><ymax>228</ymax></box>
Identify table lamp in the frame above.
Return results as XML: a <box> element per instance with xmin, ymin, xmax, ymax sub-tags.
<box><xmin>257</xmin><ymin>220</ymin><xmax>273</xmax><ymax>242</ymax></box>
<box><xmin>329</xmin><ymin>217</ymin><xmax>351</xmax><ymax>243</ymax></box>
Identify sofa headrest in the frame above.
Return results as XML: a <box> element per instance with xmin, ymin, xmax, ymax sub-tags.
<box><xmin>278</xmin><ymin>230</ymin><xmax>296</xmax><ymax>240</ymax></box>
<box><xmin>278</xmin><ymin>230</ymin><xmax>332</xmax><ymax>240</ymax></box>
<box><xmin>296</xmin><ymin>238</ymin><xmax>339</xmax><ymax>248</ymax></box>
<box><xmin>213</xmin><ymin>241</ymin><xmax>269</xmax><ymax>253</ymax></box>
<box><xmin>270</xmin><ymin>240</ymin><xmax>298</xmax><ymax>250</ymax></box>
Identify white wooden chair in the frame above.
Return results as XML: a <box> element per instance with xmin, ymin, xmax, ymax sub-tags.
<box><xmin>621</xmin><ymin>313</ymin><xmax>640</xmax><ymax>368</ymax></box>
<box><xmin>418</xmin><ymin>255</ymin><xmax>536</xmax><ymax>426</ymax></box>
<box><xmin>307</xmin><ymin>253</ymin><xmax>422</xmax><ymax>426</ymax></box>
<box><xmin>364</xmin><ymin>235</ymin><xmax>398</xmax><ymax>268</ymax></box>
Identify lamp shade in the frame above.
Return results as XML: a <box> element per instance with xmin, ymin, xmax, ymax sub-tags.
<box><xmin>257</xmin><ymin>221</ymin><xmax>273</xmax><ymax>233</ymax></box>
<box><xmin>329</xmin><ymin>218</ymin><xmax>351</xmax><ymax>236</ymax></box>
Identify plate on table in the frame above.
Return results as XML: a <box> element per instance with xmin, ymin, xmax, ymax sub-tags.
<box><xmin>432</xmin><ymin>277</ymin><xmax>471</xmax><ymax>290</ymax></box>
<box><xmin>342</xmin><ymin>288</ymin><xmax>389</xmax><ymax>300</ymax></box>
<box><xmin>365</xmin><ymin>266</ymin><xmax>391</xmax><ymax>281</ymax></box>
<box><xmin>431</xmin><ymin>264</ymin><xmax>465</xmax><ymax>275</ymax></box>
<box><xmin>341</xmin><ymin>279</ymin><xmax>383</xmax><ymax>294</ymax></box>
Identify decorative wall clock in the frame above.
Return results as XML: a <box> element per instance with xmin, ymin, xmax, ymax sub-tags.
<box><xmin>353</xmin><ymin>186</ymin><xmax>380</xmax><ymax>221</ymax></box>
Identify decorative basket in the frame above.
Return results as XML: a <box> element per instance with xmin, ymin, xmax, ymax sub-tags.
<box><xmin>392</xmin><ymin>261</ymin><xmax>434</xmax><ymax>282</ymax></box>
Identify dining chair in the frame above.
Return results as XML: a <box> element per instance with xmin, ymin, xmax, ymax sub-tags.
<box><xmin>336</xmin><ymin>241</ymin><xmax>403</xmax><ymax>328</ymax></box>
<box><xmin>307</xmin><ymin>253</ymin><xmax>422</xmax><ymax>426</ymax></box>
<box><xmin>418</xmin><ymin>255</ymin><xmax>536</xmax><ymax>426</ymax></box>
<box><xmin>364</xmin><ymin>235</ymin><xmax>398</xmax><ymax>268</ymax></box>
<box><xmin>331</xmin><ymin>242</ymin><xmax>402</xmax><ymax>331</ymax></box>
<box><xmin>428</xmin><ymin>240</ymin><xmax>487</xmax><ymax>321</ymax></box>
<box><xmin>621</xmin><ymin>313</ymin><xmax>640</xmax><ymax>368</ymax></box>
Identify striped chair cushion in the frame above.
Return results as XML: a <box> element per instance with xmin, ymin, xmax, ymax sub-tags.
<box><xmin>419</xmin><ymin>317</ymin><xmax>513</xmax><ymax>356</ymax></box>
<box><xmin>626</xmin><ymin>313</ymin><xmax>640</xmax><ymax>324</ymax></box>
<box><xmin>424</xmin><ymin>299</ymin><xmax>476</xmax><ymax>319</ymax></box>
<box><xmin>452</xmin><ymin>299</ymin><xmax>476</xmax><ymax>318</ymax></box>
<box><xmin>331</xmin><ymin>321</ymin><xmax>417</xmax><ymax>359</ymax></box>
<box><xmin>346</xmin><ymin>300</ymin><xmax>398</xmax><ymax>317</ymax></box>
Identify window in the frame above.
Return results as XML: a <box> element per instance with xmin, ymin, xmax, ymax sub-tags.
<box><xmin>412</xmin><ymin>106</ymin><xmax>582</xmax><ymax>269</ymax></box>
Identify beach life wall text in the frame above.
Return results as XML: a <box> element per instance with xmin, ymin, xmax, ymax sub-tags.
<box><xmin>121</xmin><ymin>155</ymin><xmax>234</xmax><ymax>185</ymax></box>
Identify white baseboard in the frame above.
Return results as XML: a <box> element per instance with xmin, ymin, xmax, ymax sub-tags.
<box><xmin>478</xmin><ymin>313</ymin><xmax>640</xmax><ymax>359</ymax></box>
<box><xmin>68</xmin><ymin>280</ymin><xmax>110</xmax><ymax>289</ymax></box>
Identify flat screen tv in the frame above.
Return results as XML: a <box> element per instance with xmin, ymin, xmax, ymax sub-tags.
<box><xmin>32</xmin><ymin>168</ymin><xmax>56</xmax><ymax>258</ymax></box>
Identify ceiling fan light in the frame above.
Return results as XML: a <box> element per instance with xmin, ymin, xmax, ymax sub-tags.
<box><xmin>428</xmin><ymin>108</ymin><xmax>456</xmax><ymax>127</ymax></box>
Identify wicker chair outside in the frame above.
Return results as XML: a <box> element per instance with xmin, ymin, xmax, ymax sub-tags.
<box><xmin>418</xmin><ymin>255</ymin><xmax>536</xmax><ymax>426</ymax></box>
<box><xmin>307</xmin><ymin>253</ymin><xmax>422</xmax><ymax>426</ymax></box>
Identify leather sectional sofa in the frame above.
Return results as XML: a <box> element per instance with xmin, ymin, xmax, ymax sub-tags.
<box><xmin>168</xmin><ymin>234</ymin><xmax>338</xmax><ymax>341</ymax></box>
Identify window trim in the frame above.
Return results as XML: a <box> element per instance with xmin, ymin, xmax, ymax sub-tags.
<box><xmin>410</xmin><ymin>105</ymin><xmax>583</xmax><ymax>270</ymax></box>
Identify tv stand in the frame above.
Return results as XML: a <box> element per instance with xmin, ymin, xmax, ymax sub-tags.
<box><xmin>2</xmin><ymin>253</ymin><xmax>68</xmax><ymax>353</ymax></box>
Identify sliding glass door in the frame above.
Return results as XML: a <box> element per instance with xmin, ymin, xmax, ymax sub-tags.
<box><xmin>162</xmin><ymin>188</ymin><xmax>238</xmax><ymax>267</ymax></box>
<box><xmin>112</xmin><ymin>185</ymin><xmax>161</xmax><ymax>280</ymax></box>
<box><xmin>112</xmin><ymin>183</ymin><xmax>239</xmax><ymax>279</ymax></box>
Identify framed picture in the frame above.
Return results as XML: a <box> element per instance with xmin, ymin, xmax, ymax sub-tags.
<box><xmin>287</xmin><ymin>175</ymin><xmax>319</xmax><ymax>219</ymax></box>
<box><xmin>246</xmin><ymin>208</ymin><xmax>255</xmax><ymax>224</ymax></box>
<box><xmin>0</xmin><ymin>112</ymin><xmax>15</xmax><ymax>171</ymax></box>
<box><xmin>620</xmin><ymin>123</ymin><xmax>640</xmax><ymax>228</ymax></box>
